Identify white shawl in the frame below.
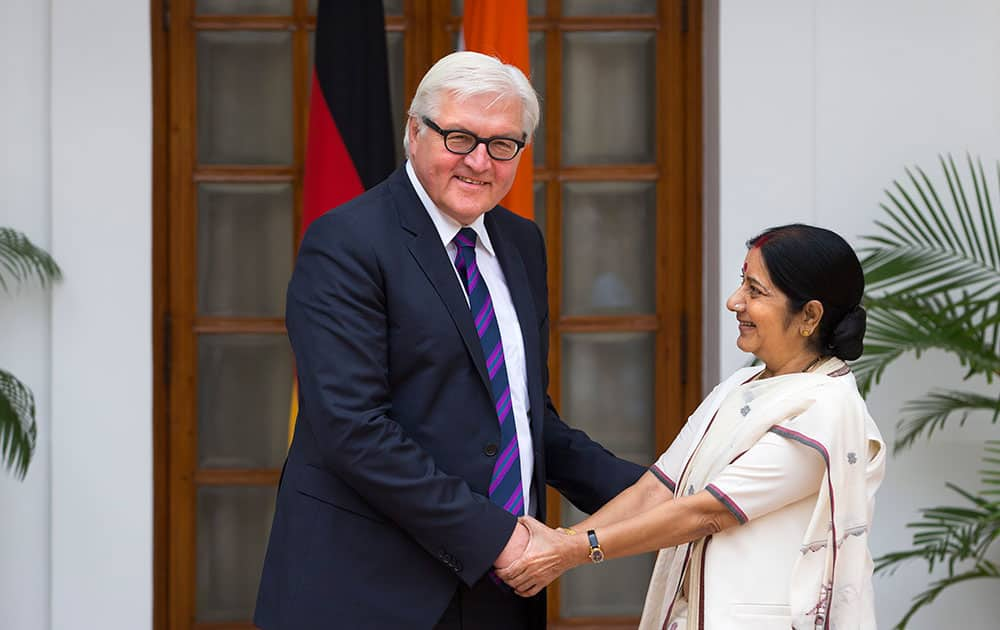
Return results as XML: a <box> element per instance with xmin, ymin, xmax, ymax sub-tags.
<box><xmin>639</xmin><ymin>358</ymin><xmax>886</xmax><ymax>630</ymax></box>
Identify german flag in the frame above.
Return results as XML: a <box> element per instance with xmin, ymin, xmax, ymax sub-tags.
<box><xmin>290</xmin><ymin>0</ymin><xmax>396</xmax><ymax>441</ymax></box>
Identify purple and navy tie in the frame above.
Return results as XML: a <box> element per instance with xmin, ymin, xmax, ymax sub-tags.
<box><xmin>452</xmin><ymin>227</ymin><xmax>524</xmax><ymax>518</ymax></box>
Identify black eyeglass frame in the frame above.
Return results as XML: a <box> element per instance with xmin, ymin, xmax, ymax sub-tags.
<box><xmin>421</xmin><ymin>116</ymin><xmax>526</xmax><ymax>161</ymax></box>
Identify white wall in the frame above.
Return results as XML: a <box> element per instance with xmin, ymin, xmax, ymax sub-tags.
<box><xmin>0</xmin><ymin>1</ymin><xmax>152</xmax><ymax>629</ymax></box>
<box><xmin>709</xmin><ymin>0</ymin><xmax>1000</xmax><ymax>627</ymax></box>
<box><xmin>0</xmin><ymin>2</ymin><xmax>53</xmax><ymax>629</ymax></box>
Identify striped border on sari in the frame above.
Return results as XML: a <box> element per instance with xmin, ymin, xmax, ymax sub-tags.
<box><xmin>705</xmin><ymin>483</ymin><xmax>748</xmax><ymax>525</ymax></box>
<box><xmin>768</xmin><ymin>425</ymin><xmax>831</xmax><ymax>466</ymax></box>
<box><xmin>649</xmin><ymin>465</ymin><xmax>676</xmax><ymax>493</ymax></box>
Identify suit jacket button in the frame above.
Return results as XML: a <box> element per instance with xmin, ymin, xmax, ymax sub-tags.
<box><xmin>483</xmin><ymin>443</ymin><xmax>498</xmax><ymax>457</ymax></box>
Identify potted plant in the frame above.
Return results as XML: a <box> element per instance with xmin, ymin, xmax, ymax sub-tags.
<box><xmin>854</xmin><ymin>155</ymin><xmax>1000</xmax><ymax>628</ymax></box>
<box><xmin>0</xmin><ymin>227</ymin><xmax>61</xmax><ymax>480</ymax></box>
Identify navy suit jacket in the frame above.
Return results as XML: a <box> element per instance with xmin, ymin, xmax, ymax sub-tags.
<box><xmin>254</xmin><ymin>166</ymin><xmax>644</xmax><ymax>629</ymax></box>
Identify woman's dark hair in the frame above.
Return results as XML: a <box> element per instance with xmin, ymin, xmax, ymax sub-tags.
<box><xmin>747</xmin><ymin>223</ymin><xmax>867</xmax><ymax>360</ymax></box>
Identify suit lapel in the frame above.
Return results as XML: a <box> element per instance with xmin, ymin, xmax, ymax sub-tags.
<box><xmin>486</xmin><ymin>213</ymin><xmax>543</xmax><ymax>437</ymax></box>
<box><xmin>389</xmin><ymin>168</ymin><xmax>492</xmax><ymax>392</ymax></box>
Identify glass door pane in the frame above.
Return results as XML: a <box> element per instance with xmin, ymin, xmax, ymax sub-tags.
<box><xmin>197</xmin><ymin>31</ymin><xmax>294</xmax><ymax>164</ymax></box>
<box><xmin>560</xmin><ymin>332</ymin><xmax>657</xmax><ymax>615</ymax></box>
<box><xmin>561</xmin><ymin>31</ymin><xmax>656</xmax><ymax>164</ymax></box>
<box><xmin>196</xmin><ymin>183</ymin><xmax>293</xmax><ymax>317</ymax></box>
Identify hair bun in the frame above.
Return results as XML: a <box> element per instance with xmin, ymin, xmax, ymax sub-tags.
<box><xmin>827</xmin><ymin>304</ymin><xmax>867</xmax><ymax>361</ymax></box>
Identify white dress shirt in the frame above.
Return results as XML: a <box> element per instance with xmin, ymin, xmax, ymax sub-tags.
<box><xmin>406</xmin><ymin>162</ymin><xmax>535</xmax><ymax>516</ymax></box>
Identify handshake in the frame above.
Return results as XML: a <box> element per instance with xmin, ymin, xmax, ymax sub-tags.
<box><xmin>492</xmin><ymin>516</ymin><xmax>592</xmax><ymax>597</ymax></box>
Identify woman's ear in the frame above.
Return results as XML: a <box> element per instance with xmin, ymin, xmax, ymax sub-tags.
<box><xmin>802</xmin><ymin>299</ymin><xmax>825</xmax><ymax>329</ymax></box>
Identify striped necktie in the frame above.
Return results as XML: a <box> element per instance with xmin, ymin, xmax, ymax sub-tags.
<box><xmin>452</xmin><ymin>227</ymin><xmax>524</xmax><ymax>517</ymax></box>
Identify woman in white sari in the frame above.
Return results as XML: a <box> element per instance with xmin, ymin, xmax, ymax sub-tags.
<box><xmin>497</xmin><ymin>224</ymin><xmax>886</xmax><ymax>630</ymax></box>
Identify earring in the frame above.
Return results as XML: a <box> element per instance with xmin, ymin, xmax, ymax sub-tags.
<box><xmin>800</xmin><ymin>328</ymin><xmax>811</xmax><ymax>336</ymax></box>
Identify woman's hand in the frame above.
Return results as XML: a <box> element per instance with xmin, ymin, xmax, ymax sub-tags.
<box><xmin>495</xmin><ymin>516</ymin><xmax>588</xmax><ymax>597</ymax></box>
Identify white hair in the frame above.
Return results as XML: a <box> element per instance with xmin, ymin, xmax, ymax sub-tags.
<box><xmin>402</xmin><ymin>51</ymin><xmax>540</xmax><ymax>158</ymax></box>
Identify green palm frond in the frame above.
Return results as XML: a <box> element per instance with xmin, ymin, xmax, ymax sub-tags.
<box><xmin>874</xmin><ymin>486</ymin><xmax>999</xmax><ymax>577</ymax></box>
<box><xmin>889</xmin><ymin>562</ymin><xmax>1000</xmax><ymax>630</ymax></box>
<box><xmin>1</xmin><ymin>226</ymin><xmax>57</xmax><ymax>480</ymax></box>
<box><xmin>982</xmin><ymin>440</ymin><xmax>1000</xmax><ymax>496</ymax></box>
<box><xmin>0</xmin><ymin>227</ymin><xmax>62</xmax><ymax>294</ymax></box>
<box><xmin>875</xmin><ymin>445</ymin><xmax>1000</xmax><ymax>628</ymax></box>
<box><xmin>854</xmin><ymin>292</ymin><xmax>1000</xmax><ymax>394</ymax></box>
<box><xmin>0</xmin><ymin>369</ymin><xmax>37</xmax><ymax>480</ymax></box>
<box><xmin>860</xmin><ymin>155</ymin><xmax>1000</xmax><ymax>302</ymax></box>
<box><xmin>860</xmin><ymin>157</ymin><xmax>1000</xmax><ymax>627</ymax></box>
<box><xmin>893</xmin><ymin>390</ymin><xmax>1000</xmax><ymax>452</ymax></box>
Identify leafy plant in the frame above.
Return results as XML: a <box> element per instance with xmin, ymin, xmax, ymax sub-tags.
<box><xmin>0</xmin><ymin>227</ymin><xmax>61</xmax><ymax>480</ymax></box>
<box><xmin>873</xmin><ymin>442</ymin><xmax>1000</xmax><ymax>629</ymax></box>
<box><xmin>855</xmin><ymin>155</ymin><xmax>1000</xmax><ymax>628</ymax></box>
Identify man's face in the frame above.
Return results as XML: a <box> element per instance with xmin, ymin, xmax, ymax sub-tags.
<box><xmin>408</xmin><ymin>92</ymin><xmax>524</xmax><ymax>226</ymax></box>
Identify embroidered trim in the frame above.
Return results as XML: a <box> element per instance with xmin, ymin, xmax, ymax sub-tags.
<box><xmin>768</xmin><ymin>426</ymin><xmax>831</xmax><ymax>466</ymax></box>
<box><xmin>706</xmin><ymin>483</ymin><xmax>749</xmax><ymax>525</ymax></box>
<box><xmin>800</xmin><ymin>539</ymin><xmax>828</xmax><ymax>554</ymax></box>
<box><xmin>837</xmin><ymin>525</ymin><xmax>868</xmax><ymax>547</ymax></box>
<box><xmin>828</xmin><ymin>364</ymin><xmax>851</xmax><ymax>377</ymax></box>
<box><xmin>650</xmin><ymin>465</ymin><xmax>676</xmax><ymax>493</ymax></box>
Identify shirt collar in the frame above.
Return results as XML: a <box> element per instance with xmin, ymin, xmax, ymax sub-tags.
<box><xmin>405</xmin><ymin>160</ymin><xmax>495</xmax><ymax>256</ymax></box>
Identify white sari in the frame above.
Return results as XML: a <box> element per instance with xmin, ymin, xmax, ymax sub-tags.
<box><xmin>639</xmin><ymin>358</ymin><xmax>886</xmax><ymax>630</ymax></box>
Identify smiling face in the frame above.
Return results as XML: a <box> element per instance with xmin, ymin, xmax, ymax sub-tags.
<box><xmin>726</xmin><ymin>247</ymin><xmax>821</xmax><ymax>375</ymax></box>
<box><xmin>407</xmin><ymin>91</ymin><xmax>524</xmax><ymax>226</ymax></box>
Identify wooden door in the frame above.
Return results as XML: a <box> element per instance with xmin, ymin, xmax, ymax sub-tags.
<box><xmin>153</xmin><ymin>1</ymin><xmax>701</xmax><ymax>628</ymax></box>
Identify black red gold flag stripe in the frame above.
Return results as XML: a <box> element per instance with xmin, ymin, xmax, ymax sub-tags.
<box><xmin>291</xmin><ymin>0</ymin><xmax>396</xmax><ymax>441</ymax></box>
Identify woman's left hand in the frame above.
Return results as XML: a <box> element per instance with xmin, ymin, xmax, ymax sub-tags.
<box><xmin>495</xmin><ymin>516</ymin><xmax>587</xmax><ymax>597</ymax></box>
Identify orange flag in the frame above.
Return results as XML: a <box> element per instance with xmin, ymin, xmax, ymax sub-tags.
<box><xmin>463</xmin><ymin>0</ymin><xmax>534</xmax><ymax>219</ymax></box>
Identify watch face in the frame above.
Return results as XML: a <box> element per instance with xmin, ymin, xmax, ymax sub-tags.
<box><xmin>590</xmin><ymin>548</ymin><xmax>605</xmax><ymax>563</ymax></box>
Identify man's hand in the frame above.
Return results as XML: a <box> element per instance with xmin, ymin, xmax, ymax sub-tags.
<box><xmin>494</xmin><ymin>519</ymin><xmax>530</xmax><ymax>569</ymax></box>
<box><xmin>495</xmin><ymin>516</ymin><xmax>588</xmax><ymax>597</ymax></box>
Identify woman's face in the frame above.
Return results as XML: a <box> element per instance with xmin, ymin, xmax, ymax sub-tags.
<box><xmin>725</xmin><ymin>247</ymin><xmax>812</xmax><ymax>370</ymax></box>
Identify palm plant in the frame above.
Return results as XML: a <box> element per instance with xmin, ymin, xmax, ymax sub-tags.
<box><xmin>854</xmin><ymin>155</ymin><xmax>1000</xmax><ymax>628</ymax></box>
<box><xmin>0</xmin><ymin>227</ymin><xmax>61</xmax><ymax>480</ymax></box>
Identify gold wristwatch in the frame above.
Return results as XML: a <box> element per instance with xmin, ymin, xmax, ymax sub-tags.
<box><xmin>586</xmin><ymin>529</ymin><xmax>605</xmax><ymax>564</ymax></box>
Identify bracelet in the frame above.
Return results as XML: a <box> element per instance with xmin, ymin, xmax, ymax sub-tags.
<box><xmin>557</xmin><ymin>526</ymin><xmax>577</xmax><ymax>536</ymax></box>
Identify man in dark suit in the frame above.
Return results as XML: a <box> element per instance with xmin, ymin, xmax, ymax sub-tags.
<box><xmin>254</xmin><ymin>51</ymin><xmax>644</xmax><ymax>630</ymax></box>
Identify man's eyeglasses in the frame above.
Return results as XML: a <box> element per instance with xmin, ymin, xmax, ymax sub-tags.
<box><xmin>422</xmin><ymin>117</ymin><xmax>526</xmax><ymax>161</ymax></box>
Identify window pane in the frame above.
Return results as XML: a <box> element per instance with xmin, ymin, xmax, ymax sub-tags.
<box><xmin>562</xmin><ymin>31</ymin><xmax>655</xmax><ymax>165</ymax></box>
<box><xmin>197</xmin><ymin>0</ymin><xmax>291</xmax><ymax>14</ymax></box>
<box><xmin>196</xmin><ymin>486</ymin><xmax>276</xmax><ymax>622</ymax></box>
<box><xmin>198</xmin><ymin>334</ymin><xmax>294</xmax><ymax>469</ymax></box>
<box><xmin>197</xmin><ymin>31</ymin><xmax>294</xmax><ymax>164</ymax></box>
<box><xmin>387</xmin><ymin>31</ymin><xmax>406</xmax><ymax>166</ymax></box>
<box><xmin>451</xmin><ymin>1</ymin><xmax>547</xmax><ymax>18</ymax></box>
<box><xmin>562</xmin><ymin>182</ymin><xmax>656</xmax><ymax>315</ymax></box>
<box><xmin>559</xmin><ymin>331</ymin><xmax>655</xmax><ymax>616</ymax></box>
<box><xmin>560</xmin><ymin>498</ymin><xmax>655</xmax><ymax>616</ymax></box>
<box><xmin>307</xmin><ymin>30</ymin><xmax>315</xmax><ymax>101</ymax></box>
<box><xmin>197</xmin><ymin>183</ymin><xmax>293</xmax><ymax>318</ymax></box>
<box><xmin>534</xmin><ymin>182</ymin><xmax>546</xmax><ymax>241</ymax></box>
<box><xmin>561</xmin><ymin>332</ymin><xmax>655</xmax><ymax>461</ymax></box>
<box><xmin>563</xmin><ymin>0</ymin><xmax>656</xmax><ymax>15</ymax></box>
<box><xmin>529</xmin><ymin>30</ymin><xmax>546</xmax><ymax>166</ymax></box>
